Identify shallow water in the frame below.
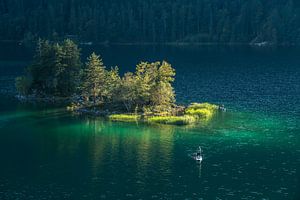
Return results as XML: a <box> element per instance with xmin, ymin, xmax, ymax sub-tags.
<box><xmin>0</xmin><ymin>44</ymin><xmax>299</xmax><ymax>199</ymax></box>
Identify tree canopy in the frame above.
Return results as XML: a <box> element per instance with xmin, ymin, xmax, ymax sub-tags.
<box><xmin>1</xmin><ymin>0</ymin><xmax>299</xmax><ymax>45</ymax></box>
<box><xmin>16</xmin><ymin>39</ymin><xmax>176</xmax><ymax>115</ymax></box>
<box><xmin>16</xmin><ymin>39</ymin><xmax>81</xmax><ymax>97</ymax></box>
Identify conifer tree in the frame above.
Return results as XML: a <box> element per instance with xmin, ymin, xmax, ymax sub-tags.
<box><xmin>119</xmin><ymin>72</ymin><xmax>138</xmax><ymax>112</ymax></box>
<box><xmin>80</xmin><ymin>53</ymin><xmax>107</xmax><ymax>106</ymax></box>
<box><xmin>106</xmin><ymin>66</ymin><xmax>121</xmax><ymax>102</ymax></box>
<box><xmin>59</xmin><ymin>39</ymin><xmax>81</xmax><ymax>96</ymax></box>
<box><xmin>16</xmin><ymin>39</ymin><xmax>82</xmax><ymax>97</ymax></box>
<box><xmin>151</xmin><ymin>61</ymin><xmax>176</xmax><ymax>114</ymax></box>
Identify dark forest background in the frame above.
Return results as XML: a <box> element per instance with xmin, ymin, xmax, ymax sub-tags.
<box><xmin>0</xmin><ymin>0</ymin><xmax>299</xmax><ymax>44</ymax></box>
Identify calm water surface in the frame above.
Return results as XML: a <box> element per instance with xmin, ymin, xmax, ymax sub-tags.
<box><xmin>0</xmin><ymin>44</ymin><xmax>299</xmax><ymax>199</ymax></box>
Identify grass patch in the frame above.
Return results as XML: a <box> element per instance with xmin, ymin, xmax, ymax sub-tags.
<box><xmin>185</xmin><ymin>103</ymin><xmax>218</xmax><ymax>118</ymax></box>
<box><xmin>108</xmin><ymin>103</ymin><xmax>219</xmax><ymax>126</ymax></box>
<box><xmin>147</xmin><ymin>115</ymin><xmax>196</xmax><ymax>125</ymax></box>
<box><xmin>108</xmin><ymin>114</ymin><xmax>140</xmax><ymax>122</ymax></box>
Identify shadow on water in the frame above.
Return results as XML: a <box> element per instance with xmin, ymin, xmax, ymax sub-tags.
<box><xmin>0</xmin><ymin>103</ymin><xmax>299</xmax><ymax>199</ymax></box>
<box><xmin>0</xmin><ymin>44</ymin><xmax>299</xmax><ymax>199</ymax></box>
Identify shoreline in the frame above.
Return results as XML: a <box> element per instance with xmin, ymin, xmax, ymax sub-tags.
<box><xmin>15</xmin><ymin>95</ymin><xmax>221</xmax><ymax>126</ymax></box>
<box><xmin>1</xmin><ymin>40</ymin><xmax>297</xmax><ymax>47</ymax></box>
<box><xmin>68</xmin><ymin>103</ymin><xmax>221</xmax><ymax>126</ymax></box>
<box><xmin>15</xmin><ymin>94</ymin><xmax>73</xmax><ymax>104</ymax></box>
<box><xmin>14</xmin><ymin>95</ymin><xmax>220</xmax><ymax>126</ymax></box>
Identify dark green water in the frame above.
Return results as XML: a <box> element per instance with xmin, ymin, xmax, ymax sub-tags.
<box><xmin>0</xmin><ymin>44</ymin><xmax>299</xmax><ymax>199</ymax></box>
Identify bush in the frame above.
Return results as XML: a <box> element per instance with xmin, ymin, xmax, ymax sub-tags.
<box><xmin>185</xmin><ymin>103</ymin><xmax>218</xmax><ymax>118</ymax></box>
<box><xmin>108</xmin><ymin>114</ymin><xmax>140</xmax><ymax>122</ymax></box>
<box><xmin>147</xmin><ymin>115</ymin><xmax>196</xmax><ymax>125</ymax></box>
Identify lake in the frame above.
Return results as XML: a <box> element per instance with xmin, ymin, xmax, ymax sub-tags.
<box><xmin>0</xmin><ymin>43</ymin><xmax>299</xmax><ymax>199</ymax></box>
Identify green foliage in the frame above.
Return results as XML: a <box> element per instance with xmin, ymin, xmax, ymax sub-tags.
<box><xmin>119</xmin><ymin>72</ymin><xmax>138</xmax><ymax>112</ymax></box>
<box><xmin>16</xmin><ymin>39</ymin><xmax>176</xmax><ymax>115</ymax></box>
<box><xmin>135</xmin><ymin>61</ymin><xmax>156</xmax><ymax>105</ymax></box>
<box><xmin>1</xmin><ymin>1</ymin><xmax>299</xmax><ymax>45</ymax></box>
<box><xmin>107</xmin><ymin>103</ymin><xmax>219</xmax><ymax>126</ymax></box>
<box><xmin>150</xmin><ymin>61</ymin><xmax>176</xmax><ymax>113</ymax></box>
<box><xmin>109</xmin><ymin>114</ymin><xmax>140</xmax><ymax>122</ymax></box>
<box><xmin>80</xmin><ymin>53</ymin><xmax>122</xmax><ymax>107</ymax></box>
<box><xmin>80</xmin><ymin>53</ymin><xmax>107</xmax><ymax>105</ymax></box>
<box><xmin>134</xmin><ymin>61</ymin><xmax>176</xmax><ymax>113</ymax></box>
<box><xmin>16</xmin><ymin>39</ymin><xmax>82</xmax><ymax>97</ymax></box>
<box><xmin>106</xmin><ymin>66</ymin><xmax>121</xmax><ymax>101</ymax></box>
<box><xmin>113</xmin><ymin>61</ymin><xmax>176</xmax><ymax>114</ymax></box>
<box><xmin>147</xmin><ymin>115</ymin><xmax>196</xmax><ymax>125</ymax></box>
<box><xmin>15</xmin><ymin>76</ymin><xmax>32</xmax><ymax>95</ymax></box>
<box><xmin>108</xmin><ymin>114</ymin><xmax>197</xmax><ymax>125</ymax></box>
<box><xmin>58</xmin><ymin>39</ymin><xmax>82</xmax><ymax>95</ymax></box>
<box><xmin>185</xmin><ymin>103</ymin><xmax>218</xmax><ymax>118</ymax></box>
<box><xmin>14</xmin><ymin>39</ymin><xmax>221</xmax><ymax>127</ymax></box>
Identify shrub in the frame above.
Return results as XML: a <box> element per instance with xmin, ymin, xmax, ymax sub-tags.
<box><xmin>147</xmin><ymin>115</ymin><xmax>196</xmax><ymax>125</ymax></box>
<box><xmin>108</xmin><ymin>114</ymin><xmax>140</xmax><ymax>122</ymax></box>
<box><xmin>185</xmin><ymin>103</ymin><xmax>218</xmax><ymax>118</ymax></box>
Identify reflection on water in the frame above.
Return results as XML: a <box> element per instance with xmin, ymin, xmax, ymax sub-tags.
<box><xmin>0</xmin><ymin>44</ymin><xmax>299</xmax><ymax>199</ymax></box>
<box><xmin>0</xmin><ymin>107</ymin><xmax>298</xmax><ymax>199</ymax></box>
<box><xmin>198</xmin><ymin>162</ymin><xmax>202</xmax><ymax>178</ymax></box>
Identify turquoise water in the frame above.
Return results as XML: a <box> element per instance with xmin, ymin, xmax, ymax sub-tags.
<box><xmin>0</xmin><ymin>44</ymin><xmax>299</xmax><ymax>199</ymax></box>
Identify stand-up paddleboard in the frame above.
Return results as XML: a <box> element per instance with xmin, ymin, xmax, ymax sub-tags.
<box><xmin>193</xmin><ymin>146</ymin><xmax>203</xmax><ymax>163</ymax></box>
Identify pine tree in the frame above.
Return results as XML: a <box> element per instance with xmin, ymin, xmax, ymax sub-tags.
<box><xmin>80</xmin><ymin>53</ymin><xmax>107</xmax><ymax>106</ymax></box>
<box><xmin>1</xmin><ymin>0</ymin><xmax>300</xmax><ymax>44</ymax></box>
<box><xmin>135</xmin><ymin>61</ymin><xmax>158</xmax><ymax>107</ymax></box>
<box><xmin>59</xmin><ymin>39</ymin><xmax>81</xmax><ymax>96</ymax></box>
<box><xmin>120</xmin><ymin>72</ymin><xmax>138</xmax><ymax>112</ymax></box>
<box><xmin>106</xmin><ymin>66</ymin><xmax>121</xmax><ymax>102</ymax></box>
<box><xmin>27</xmin><ymin>39</ymin><xmax>56</xmax><ymax>94</ymax></box>
<box><xmin>133</xmin><ymin>61</ymin><xmax>176</xmax><ymax>114</ymax></box>
<box><xmin>16</xmin><ymin>39</ymin><xmax>82</xmax><ymax>97</ymax></box>
<box><xmin>151</xmin><ymin>61</ymin><xmax>176</xmax><ymax>114</ymax></box>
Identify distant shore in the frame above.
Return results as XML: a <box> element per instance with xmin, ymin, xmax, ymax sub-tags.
<box><xmin>0</xmin><ymin>40</ymin><xmax>296</xmax><ymax>47</ymax></box>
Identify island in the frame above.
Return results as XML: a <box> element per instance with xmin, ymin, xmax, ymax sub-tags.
<box><xmin>15</xmin><ymin>39</ymin><xmax>220</xmax><ymax>125</ymax></box>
